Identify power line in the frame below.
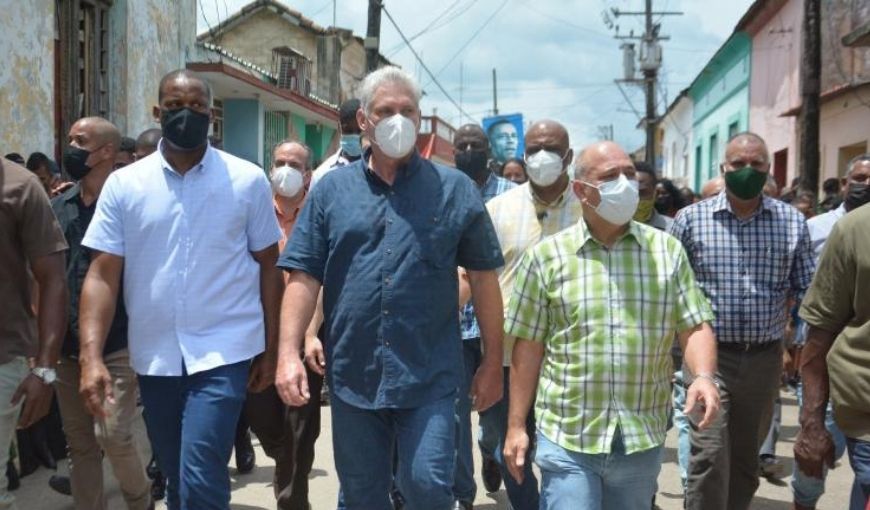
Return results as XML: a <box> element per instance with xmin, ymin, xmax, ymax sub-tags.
<box><xmin>380</xmin><ymin>4</ymin><xmax>474</xmax><ymax>120</ymax></box>
<box><xmin>423</xmin><ymin>0</ymin><xmax>510</xmax><ymax>89</ymax></box>
<box><xmin>520</xmin><ymin>3</ymin><xmax>612</xmax><ymax>40</ymax></box>
<box><xmin>384</xmin><ymin>0</ymin><xmax>466</xmax><ymax>56</ymax></box>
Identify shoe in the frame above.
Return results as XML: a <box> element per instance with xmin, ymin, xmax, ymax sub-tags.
<box><xmin>759</xmin><ymin>455</ymin><xmax>786</xmax><ymax>479</ymax></box>
<box><xmin>481</xmin><ymin>455</ymin><xmax>502</xmax><ymax>493</ymax></box>
<box><xmin>6</xmin><ymin>461</ymin><xmax>19</xmax><ymax>491</ymax></box>
<box><xmin>234</xmin><ymin>431</ymin><xmax>256</xmax><ymax>474</ymax></box>
<box><xmin>48</xmin><ymin>474</ymin><xmax>72</xmax><ymax>496</ymax></box>
<box><xmin>453</xmin><ymin>501</ymin><xmax>473</xmax><ymax>510</ymax></box>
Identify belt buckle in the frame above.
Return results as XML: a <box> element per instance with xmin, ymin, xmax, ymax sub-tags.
<box><xmin>743</xmin><ymin>343</ymin><xmax>752</xmax><ymax>352</ymax></box>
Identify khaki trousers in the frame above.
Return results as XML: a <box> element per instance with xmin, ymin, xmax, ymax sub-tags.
<box><xmin>55</xmin><ymin>349</ymin><xmax>151</xmax><ymax>510</ymax></box>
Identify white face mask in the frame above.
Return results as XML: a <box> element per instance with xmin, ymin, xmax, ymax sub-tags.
<box><xmin>372</xmin><ymin>113</ymin><xmax>417</xmax><ymax>159</ymax></box>
<box><xmin>270</xmin><ymin>165</ymin><xmax>304</xmax><ymax>198</ymax></box>
<box><xmin>525</xmin><ymin>150</ymin><xmax>565</xmax><ymax>187</ymax></box>
<box><xmin>583</xmin><ymin>173</ymin><xmax>640</xmax><ymax>226</ymax></box>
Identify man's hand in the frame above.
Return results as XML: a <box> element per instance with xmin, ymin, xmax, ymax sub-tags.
<box><xmin>304</xmin><ymin>336</ymin><xmax>326</xmax><ymax>376</ymax></box>
<box><xmin>275</xmin><ymin>355</ymin><xmax>309</xmax><ymax>406</ymax></box>
<box><xmin>503</xmin><ymin>425</ymin><xmax>529</xmax><ymax>484</ymax></box>
<box><xmin>79</xmin><ymin>359</ymin><xmax>114</xmax><ymax>419</ymax></box>
<box><xmin>11</xmin><ymin>374</ymin><xmax>53</xmax><ymax>428</ymax></box>
<box><xmin>794</xmin><ymin>421</ymin><xmax>835</xmax><ymax>478</ymax></box>
<box><xmin>685</xmin><ymin>376</ymin><xmax>720</xmax><ymax>430</ymax></box>
<box><xmin>50</xmin><ymin>181</ymin><xmax>74</xmax><ymax>197</ymax></box>
<box><xmin>248</xmin><ymin>352</ymin><xmax>277</xmax><ymax>393</ymax></box>
<box><xmin>469</xmin><ymin>359</ymin><xmax>502</xmax><ymax>412</ymax></box>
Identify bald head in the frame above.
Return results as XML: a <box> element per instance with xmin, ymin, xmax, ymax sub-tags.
<box><xmin>272</xmin><ymin>140</ymin><xmax>312</xmax><ymax>172</ymax></box>
<box><xmin>724</xmin><ymin>131</ymin><xmax>770</xmax><ymax>168</ymax></box>
<box><xmin>72</xmin><ymin>117</ymin><xmax>121</xmax><ymax>150</ymax></box>
<box><xmin>574</xmin><ymin>141</ymin><xmax>632</xmax><ymax>181</ymax></box>
<box><xmin>525</xmin><ymin>120</ymin><xmax>569</xmax><ymax>153</ymax></box>
<box><xmin>158</xmin><ymin>69</ymin><xmax>211</xmax><ymax>103</ymax></box>
<box><xmin>67</xmin><ymin>116</ymin><xmax>120</xmax><ymax>175</ymax></box>
<box><xmin>701</xmin><ymin>175</ymin><xmax>725</xmax><ymax>199</ymax></box>
<box><xmin>135</xmin><ymin>128</ymin><xmax>162</xmax><ymax>159</ymax></box>
<box><xmin>453</xmin><ymin>124</ymin><xmax>489</xmax><ymax>152</ymax></box>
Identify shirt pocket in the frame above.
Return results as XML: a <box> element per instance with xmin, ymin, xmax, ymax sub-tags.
<box><xmin>759</xmin><ymin>246</ymin><xmax>790</xmax><ymax>287</ymax></box>
<box><xmin>415</xmin><ymin>213</ymin><xmax>459</xmax><ymax>272</ymax></box>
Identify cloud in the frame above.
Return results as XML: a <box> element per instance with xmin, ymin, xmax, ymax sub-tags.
<box><xmin>200</xmin><ymin>0</ymin><xmax>754</xmax><ymax>153</ymax></box>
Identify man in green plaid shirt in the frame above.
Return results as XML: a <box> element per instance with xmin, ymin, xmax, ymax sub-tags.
<box><xmin>502</xmin><ymin>141</ymin><xmax>721</xmax><ymax>510</ymax></box>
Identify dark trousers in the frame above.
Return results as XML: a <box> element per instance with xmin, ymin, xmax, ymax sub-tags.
<box><xmin>246</xmin><ymin>364</ymin><xmax>323</xmax><ymax>510</ymax></box>
<box><xmin>139</xmin><ymin>360</ymin><xmax>250</xmax><ymax>510</ymax></box>
<box><xmin>685</xmin><ymin>342</ymin><xmax>782</xmax><ymax>510</ymax></box>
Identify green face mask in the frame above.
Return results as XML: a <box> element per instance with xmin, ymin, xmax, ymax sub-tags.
<box><xmin>724</xmin><ymin>166</ymin><xmax>767</xmax><ymax>200</ymax></box>
<box><xmin>633</xmin><ymin>197</ymin><xmax>655</xmax><ymax>223</ymax></box>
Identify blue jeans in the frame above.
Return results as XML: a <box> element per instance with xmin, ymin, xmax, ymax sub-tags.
<box><xmin>453</xmin><ymin>339</ymin><xmax>481</xmax><ymax>503</ymax></box>
<box><xmin>791</xmin><ymin>381</ymin><xmax>849</xmax><ymax>507</ymax></box>
<box><xmin>138</xmin><ymin>360</ymin><xmax>249</xmax><ymax>510</ymax></box>
<box><xmin>672</xmin><ymin>370</ymin><xmax>691</xmax><ymax>491</ymax></box>
<box><xmin>478</xmin><ymin>367</ymin><xmax>540</xmax><ymax>510</ymax></box>
<box><xmin>331</xmin><ymin>393</ymin><xmax>456</xmax><ymax>510</ymax></box>
<box><xmin>535</xmin><ymin>430</ymin><xmax>663</xmax><ymax>510</ymax></box>
<box><xmin>847</xmin><ymin>437</ymin><xmax>870</xmax><ymax>510</ymax></box>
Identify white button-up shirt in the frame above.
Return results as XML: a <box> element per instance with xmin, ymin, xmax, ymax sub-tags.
<box><xmin>83</xmin><ymin>144</ymin><xmax>282</xmax><ymax>376</ymax></box>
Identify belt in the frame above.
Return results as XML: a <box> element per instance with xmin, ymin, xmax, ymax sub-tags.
<box><xmin>718</xmin><ymin>340</ymin><xmax>780</xmax><ymax>353</ymax></box>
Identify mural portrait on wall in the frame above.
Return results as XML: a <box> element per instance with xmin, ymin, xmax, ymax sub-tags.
<box><xmin>483</xmin><ymin>113</ymin><xmax>524</xmax><ymax>164</ymax></box>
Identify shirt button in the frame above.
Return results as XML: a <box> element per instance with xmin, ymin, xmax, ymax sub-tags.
<box><xmin>385</xmin><ymin>340</ymin><xmax>391</xmax><ymax>347</ymax></box>
<box><xmin>386</xmin><ymin>248</ymin><xmax>392</xmax><ymax>255</ymax></box>
<box><xmin>383</xmin><ymin>309</ymin><xmax>389</xmax><ymax>315</ymax></box>
<box><xmin>384</xmin><ymin>277</ymin><xmax>392</xmax><ymax>285</ymax></box>
<box><xmin>387</xmin><ymin>218</ymin><xmax>394</xmax><ymax>225</ymax></box>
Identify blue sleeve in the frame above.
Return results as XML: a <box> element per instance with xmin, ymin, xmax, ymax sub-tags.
<box><xmin>277</xmin><ymin>183</ymin><xmax>328</xmax><ymax>282</ymax></box>
<box><xmin>82</xmin><ymin>173</ymin><xmax>125</xmax><ymax>256</ymax></box>
<box><xmin>455</xmin><ymin>182</ymin><xmax>504</xmax><ymax>271</ymax></box>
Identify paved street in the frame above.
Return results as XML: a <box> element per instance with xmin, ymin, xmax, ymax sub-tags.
<box><xmin>13</xmin><ymin>390</ymin><xmax>853</xmax><ymax>509</ymax></box>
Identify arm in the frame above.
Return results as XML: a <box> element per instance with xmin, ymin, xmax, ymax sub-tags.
<box><xmin>503</xmin><ymin>338</ymin><xmax>544</xmax><ymax>483</ymax></box>
<box><xmin>77</xmin><ymin>251</ymin><xmax>123</xmax><ymax>418</ymax></box>
<box><xmin>247</xmin><ymin>243</ymin><xmax>284</xmax><ymax>392</ymax></box>
<box><xmin>11</xmin><ymin>252</ymin><xmax>68</xmax><ymax>428</ymax></box>
<box><xmin>793</xmin><ymin>325</ymin><xmax>837</xmax><ymax>477</ymax></box>
<box><xmin>678</xmin><ymin>323</ymin><xmax>720</xmax><ymax>429</ymax></box>
<box><xmin>275</xmin><ymin>270</ymin><xmax>321</xmax><ymax>406</ymax></box>
<box><xmin>303</xmin><ymin>289</ymin><xmax>326</xmax><ymax>376</ymax></box>
<box><xmin>457</xmin><ymin>268</ymin><xmax>472</xmax><ymax>308</ymax></box>
<box><xmin>466</xmin><ymin>269</ymin><xmax>504</xmax><ymax>412</ymax></box>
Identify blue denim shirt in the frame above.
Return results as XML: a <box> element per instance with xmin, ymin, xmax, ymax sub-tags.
<box><xmin>278</xmin><ymin>151</ymin><xmax>504</xmax><ymax>409</ymax></box>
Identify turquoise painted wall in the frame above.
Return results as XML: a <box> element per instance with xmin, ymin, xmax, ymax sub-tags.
<box><xmin>304</xmin><ymin>125</ymin><xmax>335</xmax><ymax>165</ymax></box>
<box><xmin>689</xmin><ymin>32</ymin><xmax>752</xmax><ymax>190</ymax></box>
<box><xmin>224</xmin><ymin>99</ymin><xmax>263</xmax><ymax>166</ymax></box>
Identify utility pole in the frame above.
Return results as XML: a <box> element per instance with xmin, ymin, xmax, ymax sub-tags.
<box><xmin>798</xmin><ymin>0</ymin><xmax>821</xmax><ymax>195</ymax></box>
<box><xmin>606</xmin><ymin>1</ymin><xmax>681</xmax><ymax>165</ymax></box>
<box><xmin>364</xmin><ymin>0</ymin><xmax>382</xmax><ymax>73</ymax></box>
<box><xmin>492</xmin><ymin>68</ymin><xmax>499</xmax><ymax>116</ymax></box>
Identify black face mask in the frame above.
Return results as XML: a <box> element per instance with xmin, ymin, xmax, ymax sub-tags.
<box><xmin>161</xmin><ymin>107</ymin><xmax>210</xmax><ymax>150</ymax></box>
<box><xmin>845</xmin><ymin>182</ymin><xmax>870</xmax><ymax>210</ymax></box>
<box><xmin>454</xmin><ymin>150</ymin><xmax>489</xmax><ymax>182</ymax></box>
<box><xmin>655</xmin><ymin>194</ymin><xmax>674</xmax><ymax>214</ymax></box>
<box><xmin>63</xmin><ymin>146</ymin><xmax>93</xmax><ymax>180</ymax></box>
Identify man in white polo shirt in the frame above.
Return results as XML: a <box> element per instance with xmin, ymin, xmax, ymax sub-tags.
<box><xmin>77</xmin><ymin>69</ymin><xmax>283</xmax><ymax>510</ymax></box>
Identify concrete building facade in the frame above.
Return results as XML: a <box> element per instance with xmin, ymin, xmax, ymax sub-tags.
<box><xmin>658</xmin><ymin>91</ymin><xmax>694</xmax><ymax>188</ymax></box>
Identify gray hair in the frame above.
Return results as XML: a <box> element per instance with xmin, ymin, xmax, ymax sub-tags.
<box><xmin>359</xmin><ymin>66</ymin><xmax>422</xmax><ymax>115</ymax></box>
<box><xmin>573</xmin><ymin>149</ymin><xmax>588</xmax><ymax>180</ymax></box>
<box><xmin>846</xmin><ymin>153</ymin><xmax>870</xmax><ymax>176</ymax></box>
<box><xmin>272</xmin><ymin>139</ymin><xmax>313</xmax><ymax>170</ymax></box>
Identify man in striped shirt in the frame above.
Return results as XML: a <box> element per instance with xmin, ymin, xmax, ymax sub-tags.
<box><xmin>503</xmin><ymin>141</ymin><xmax>720</xmax><ymax>510</ymax></box>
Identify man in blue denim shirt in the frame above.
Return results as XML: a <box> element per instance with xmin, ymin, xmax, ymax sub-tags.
<box><xmin>275</xmin><ymin>67</ymin><xmax>505</xmax><ymax>510</ymax></box>
<box><xmin>452</xmin><ymin>123</ymin><xmax>515</xmax><ymax>507</ymax></box>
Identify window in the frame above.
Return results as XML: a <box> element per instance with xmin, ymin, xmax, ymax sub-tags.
<box><xmin>728</xmin><ymin>121</ymin><xmax>739</xmax><ymax>139</ymax></box>
<box><xmin>773</xmin><ymin>149</ymin><xmax>788</xmax><ymax>189</ymax></box>
<box><xmin>709</xmin><ymin>133</ymin><xmax>719</xmax><ymax>178</ymax></box>
<box><xmin>212</xmin><ymin>98</ymin><xmax>224</xmax><ymax>146</ymax></box>
<box><xmin>57</xmin><ymin>0</ymin><xmax>112</xmax><ymax>152</ymax></box>
<box><xmin>694</xmin><ymin>145</ymin><xmax>702</xmax><ymax>190</ymax></box>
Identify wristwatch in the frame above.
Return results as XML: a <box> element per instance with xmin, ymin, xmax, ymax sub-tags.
<box><xmin>31</xmin><ymin>367</ymin><xmax>57</xmax><ymax>385</ymax></box>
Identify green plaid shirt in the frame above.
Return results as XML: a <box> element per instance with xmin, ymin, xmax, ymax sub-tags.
<box><xmin>506</xmin><ymin>220</ymin><xmax>713</xmax><ymax>454</ymax></box>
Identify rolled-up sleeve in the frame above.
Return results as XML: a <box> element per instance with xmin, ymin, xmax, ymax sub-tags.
<box><xmin>505</xmin><ymin>249</ymin><xmax>549</xmax><ymax>343</ymax></box>
<box><xmin>82</xmin><ymin>173</ymin><xmax>125</xmax><ymax>256</ymax></box>
<box><xmin>673</xmin><ymin>245</ymin><xmax>715</xmax><ymax>332</ymax></box>
<box><xmin>456</xmin><ymin>187</ymin><xmax>504</xmax><ymax>271</ymax></box>
<box><xmin>277</xmin><ymin>184</ymin><xmax>327</xmax><ymax>282</ymax></box>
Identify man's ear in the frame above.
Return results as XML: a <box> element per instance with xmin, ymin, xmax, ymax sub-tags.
<box><xmin>356</xmin><ymin>108</ymin><xmax>367</xmax><ymax>132</ymax></box>
<box><xmin>152</xmin><ymin>105</ymin><xmax>161</xmax><ymax>123</ymax></box>
<box><xmin>565</xmin><ymin>148</ymin><xmax>574</xmax><ymax>165</ymax></box>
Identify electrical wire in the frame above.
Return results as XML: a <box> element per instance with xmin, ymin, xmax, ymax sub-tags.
<box><xmin>423</xmin><ymin>0</ymin><xmax>510</xmax><ymax>88</ymax></box>
<box><xmin>380</xmin><ymin>4</ymin><xmax>474</xmax><ymax>120</ymax></box>
<box><xmin>384</xmin><ymin>0</ymin><xmax>469</xmax><ymax>56</ymax></box>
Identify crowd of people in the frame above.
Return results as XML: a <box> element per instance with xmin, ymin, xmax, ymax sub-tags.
<box><xmin>1</xmin><ymin>64</ymin><xmax>869</xmax><ymax>510</ymax></box>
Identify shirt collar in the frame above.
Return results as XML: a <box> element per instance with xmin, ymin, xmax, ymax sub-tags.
<box><xmin>363</xmin><ymin>147</ymin><xmax>421</xmax><ymax>185</ymax></box>
<box><xmin>575</xmin><ymin>216</ymin><xmax>642</xmax><ymax>251</ymax></box>
<box><xmin>158</xmin><ymin>140</ymin><xmax>212</xmax><ymax>176</ymax></box>
<box><xmin>711</xmin><ymin>190</ymin><xmax>774</xmax><ymax>218</ymax></box>
<box><xmin>834</xmin><ymin>202</ymin><xmax>847</xmax><ymax>217</ymax></box>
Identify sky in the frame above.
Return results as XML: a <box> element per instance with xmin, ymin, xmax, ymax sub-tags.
<box><xmin>198</xmin><ymin>0</ymin><xmax>755</xmax><ymax>152</ymax></box>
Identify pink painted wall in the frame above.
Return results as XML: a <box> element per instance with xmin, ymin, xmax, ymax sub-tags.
<box><xmin>820</xmin><ymin>85</ymin><xmax>870</xmax><ymax>180</ymax></box>
<box><xmin>748</xmin><ymin>0</ymin><xmax>802</xmax><ymax>187</ymax></box>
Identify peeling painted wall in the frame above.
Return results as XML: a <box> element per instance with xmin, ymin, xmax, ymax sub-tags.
<box><xmin>112</xmin><ymin>0</ymin><xmax>197</xmax><ymax>138</ymax></box>
<box><xmin>0</xmin><ymin>0</ymin><xmax>55</xmax><ymax>156</ymax></box>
